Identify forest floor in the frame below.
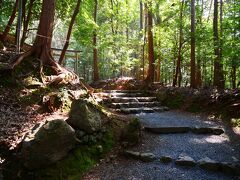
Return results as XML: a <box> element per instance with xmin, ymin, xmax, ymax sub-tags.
<box><xmin>84</xmin><ymin>110</ymin><xmax>240</xmax><ymax>180</ymax></box>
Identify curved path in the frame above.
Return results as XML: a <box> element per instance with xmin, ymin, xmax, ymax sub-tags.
<box><xmin>84</xmin><ymin>111</ymin><xmax>240</xmax><ymax>180</ymax></box>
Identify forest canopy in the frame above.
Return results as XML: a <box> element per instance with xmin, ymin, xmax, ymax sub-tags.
<box><xmin>0</xmin><ymin>0</ymin><xmax>239</xmax><ymax>89</ymax></box>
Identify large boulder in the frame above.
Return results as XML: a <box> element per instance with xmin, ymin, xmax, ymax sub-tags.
<box><xmin>67</xmin><ymin>99</ymin><xmax>102</xmax><ymax>134</ymax></box>
<box><xmin>21</xmin><ymin>119</ymin><xmax>76</xmax><ymax>170</ymax></box>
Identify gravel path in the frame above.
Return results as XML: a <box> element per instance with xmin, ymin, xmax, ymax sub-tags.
<box><xmin>84</xmin><ymin>111</ymin><xmax>240</xmax><ymax>180</ymax></box>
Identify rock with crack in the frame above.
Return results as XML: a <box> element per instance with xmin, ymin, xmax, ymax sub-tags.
<box><xmin>67</xmin><ymin>99</ymin><xmax>101</xmax><ymax>133</ymax></box>
<box><xmin>198</xmin><ymin>157</ymin><xmax>222</xmax><ymax>171</ymax></box>
<box><xmin>21</xmin><ymin>119</ymin><xmax>76</xmax><ymax>170</ymax></box>
<box><xmin>175</xmin><ymin>154</ymin><xmax>196</xmax><ymax>167</ymax></box>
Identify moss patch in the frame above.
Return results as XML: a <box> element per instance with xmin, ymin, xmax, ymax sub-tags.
<box><xmin>121</xmin><ymin>118</ymin><xmax>141</xmax><ymax>146</ymax></box>
<box><xmin>36</xmin><ymin>130</ymin><xmax>114</xmax><ymax>180</ymax></box>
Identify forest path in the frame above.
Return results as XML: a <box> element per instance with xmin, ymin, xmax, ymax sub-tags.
<box><xmin>84</xmin><ymin>91</ymin><xmax>240</xmax><ymax>180</ymax></box>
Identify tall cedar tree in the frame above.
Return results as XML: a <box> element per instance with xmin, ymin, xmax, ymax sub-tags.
<box><xmin>213</xmin><ymin>0</ymin><xmax>224</xmax><ymax>88</ymax></box>
<box><xmin>93</xmin><ymin>0</ymin><xmax>99</xmax><ymax>82</ymax></box>
<box><xmin>59</xmin><ymin>0</ymin><xmax>81</xmax><ymax>65</ymax></box>
<box><xmin>173</xmin><ymin>0</ymin><xmax>184</xmax><ymax>87</ymax></box>
<box><xmin>0</xmin><ymin>0</ymin><xmax>18</xmax><ymax>42</ymax></box>
<box><xmin>190</xmin><ymin>0</ymin><xmax>196</xmax><ymax>88</ymax></box>
<box><xmin>21</xmin><ymin>0</ymin><xmax>35</xmax><ymax>47</ymax></box>
<box><xmin>145</xmin><ymin>1</ymin><xmax>155</xmax><ymax>83</ymax></box>
<box><xmin>10</xmin><ymin>0</ymin><xmax>78</xmax><ymax>84</ymax></box>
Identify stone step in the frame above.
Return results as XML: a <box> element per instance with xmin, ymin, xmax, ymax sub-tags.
<box><xmin>144</xmin><ymin>126</ymin><xmax>224</xmax><ymax>135</ymax></box>
<box><xmin>107</xmin><ymin>92</ymin><xmax>144</xmax><ymax>98</ymax></box>
<box><xmin>114</xmin><ymin>107</ymin><xmax>168</xmax><ymax>114</ymax></box>
<box><xmin>104</xmin><ymin>90</ymin><xmax>141</xmax><ymax>93</ymax></box>
<box><xmin>110</xmin><ymin>101</ymin><xmax>162</xmax><ymax>109</ymax></box>
<box><xmin>107</xmin><ymin>97</ymin><xmax>157</xmax><ymax>103</ymax></box>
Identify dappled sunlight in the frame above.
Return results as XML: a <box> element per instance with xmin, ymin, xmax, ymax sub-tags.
<box><xmin>191</xmin><ymin>135</ymin><xmax>230</xmax><ymax>144</ymax></box>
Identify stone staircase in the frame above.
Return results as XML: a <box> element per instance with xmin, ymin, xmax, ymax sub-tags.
<box><xmin>96</xmin><ymin>90</ymin><xmax>169</xmax><ymax>114</ymax></box>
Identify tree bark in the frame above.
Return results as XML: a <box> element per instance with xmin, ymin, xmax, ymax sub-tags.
<box><xmin>213</xmin><ymin>0</ymin><xmax>224</xmax><ymax>88</ymax></box>
<box><xmin>173</xmin><ymin>1</ymin><xmax>184</xmax><ymax>87</ymax></box>
<box><xmin>190</xmin><ymin>0</ymin><xmax>196</xmax><ymax>88</ymax></box>
<box><xmin>145</xmin><ymin>1</ymin><xmax>155</xmax><ymax>83</ymax></box>
<box><xmin>20</xmin><ymin>0</ymin><xmax>35</xmax><ymax>47</ymax></box>
<box><xmin>59</xmin><ymin>0</ymin><xmax>81</xmax><ymax>65</ymax></box>
<box><xmin>0</xmin><ymin>0</ymin><xmax>19</xmax><ymax>42</ymax></box>
<box><xmin>93</xmin><ymin>0</ymin><xmax>99</xmax><ymax>82</ymax></box>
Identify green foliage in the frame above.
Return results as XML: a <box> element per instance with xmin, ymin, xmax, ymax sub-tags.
<box><xmin>231</xmin><ymin>118</ymin><xmax>240</xmax><ymax>128</ymax></box>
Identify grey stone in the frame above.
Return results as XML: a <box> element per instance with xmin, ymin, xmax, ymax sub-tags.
<box><xmin>67</xmin><ymin>99</ymin><xmax>102</xmax><ymax>133</ymax></box>
<box><xmin>160</xmin><ymin>156</ymin><xmax>172</xmax><ymax>163</ymax></box>
<box><xmin>191</xmin><ymin>127</ymin><xmax>224</xmax><ymax>135</ymax></box>
<box><xmin>199</xmin><ymin>157</ymin><xmax>221</xmax><ymax>171</ymax></box>
<box><xmin>124</xmin><ymin>150</ymin><xmax>140</xmax><ymax>159</ymax></box>
<box><xmin>21</xmin><ymin>120</ymin><xmax>76</xmax><ymax>170</ymax></box>
<box><xmin>175</xmin><ymin>155</ymin><xmax>196</xmax><ymax>167</ymax></box>
<box><xmin>139</xmin><ymin>153</ymin><xmax>156</xmax><ymax>162</ymax></box>
<box><xmin>145</xmin><ymin>127</ymin><xmax>190</xmax><ymax>134</ymax></box>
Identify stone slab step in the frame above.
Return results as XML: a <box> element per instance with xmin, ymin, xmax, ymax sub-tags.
<box><xmin>144</xmin><ymin>126</ymin><xmax>224</xmax><ymax>135</ymax></box>
<box><xmin>114</xmin><ymin>107</ymin><xmax>168</xmax><ymax>114</ymax></box>
<box><xmin>107</xmin><ymin>92</ymin><xmax>144</xmax><ymax>98</ymax></box>
<box><xmin>108</xmin><ymin>97</ymin><xmax>157</xmax><ymax>103</ymax></box>
<box><xmin>110</xmin><ymin>102</ymin><xmax>162</xmax><ymax>109</ymax></box>
<box><xmin>104</xmin><ymin>90</ymin><xmax>141</xmax><ymax>93</ymax></box>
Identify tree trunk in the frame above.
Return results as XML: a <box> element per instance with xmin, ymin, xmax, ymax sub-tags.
<box><xmin>0</xmin><ymin>0</ymin><xmax>19</xmax><ymax>42</ymax></box>
<box><xmin>196</xmin><ymin>0</ymin><xmax>203</xmax><ymax>88</ymax></box>
<box><xmin>213</xmin><ymin>0</ymin><xmax>224</xmax><ymax>88</ymax></box>
<box><xmin>173</xmin><ymin>1</ymin><xmax>184</xmax><ymax>87</ymax></box>
<box><xmin>145</xmin><ymin>1</ymin><xmax>155</xmax><ymax>83</ymax></box>
<box><xmin>20</xmin><ymin>0</ymin><xmax>35</xmax><ymax>47</ymax></box>
<box><xmin>142</xmin><ymin>3</ymin><xmax>148</xmax><ymax>80</ymax></box>
<box><xmin>190</xmin><ymin>0</ymin><xmax>196</xmax><ymax>88</ymax></box>
<box><xmin>93</xmin><ymin>0</ymin><xmax>99</xmax><ymax>82</ymax></box>
<box><xmin>58</xmin><ymin>0</ymin><xmax>81</xmax><ymax>65</ymax></box>
<box><xmin>140</xmin><ymin>0</ymin><xmax>143</xmax><ymax>30</ymax></box>
<box><xmin>232</xmin><ymin>64</ymin><xmax>236</xmax><ymax>89</ymax></box>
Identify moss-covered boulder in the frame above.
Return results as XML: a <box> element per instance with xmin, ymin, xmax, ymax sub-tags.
<box><xmin>21</xmin><ymin>119</ymin><xmax>76</xmax><ymax>170</ymax></box>
<box><xmin>121</xmin><ymin>118</ymin><xmax>141</xmax><ymax>146</ymax></box>
<box><xmin>67</xmin><ymin>99</ymin><xmax>102</xmax><ymax>134</ymax></box>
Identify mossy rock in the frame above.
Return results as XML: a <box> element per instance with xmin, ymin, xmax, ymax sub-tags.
<box><xmin>21</xmin><ymin>120</ymin><xmax>77</xmax><ymax>170</ymax></box>
<box><xmin>121</xmin><ymin>118</ymin><xmax>141</xmax><ymax>146</ymax></box>
<box><xmin>67</xmin><ymin>99</ymin><xmax>102</xmax><ymax>133</ymax></box>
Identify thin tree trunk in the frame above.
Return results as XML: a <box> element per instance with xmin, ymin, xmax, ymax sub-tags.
<box><xmin>0</xmin><ymin>0</ymin><xmax>19</xmax><ymax>42</ymax></box>
<box><xmin>20</xmin><ymin>0</ymin><xmax>35</xmax><ymax>47</ymax></box>
<box><xmin>142</xmin><ymin>3</ymin><xmax>147</xmax><ymax>80</ymax></box>
<box><xmin>59</xmin><ymin>0</ymin><xmax>81</xmax><ymax>65</ymax></box>
<box><xmin>93</xmin><ymin>0</ymin><xmax>99</xmax><ymax>82</ymax></box>
<box><xmin>196</xmin><ymin>0</ymin><xmax>203</xmax><ymax>88</ymax></box>
<box><xmin>213</xmin><ymin>0</ymin><xmax>224</xmax><ymax>88</ymax></box>
<box><xmin>190</xmin><ymin>0</ymin><xmax>196</xmax><ymax>88</ymax></box>
<box><xmin>232</xmin><ymin>64</ymin><xmax>236</xmax><ymax>89</ymax></box>
<box><xmin>145</xmin><ymin>1</ymin><xmax>155</xmax><ymax>83</ymax></box>
<box><xmin>140</xmin><ymin>0</ymin><xmax>143</xmax><ymax>30</ymax></box>
<box><xmin>173</xmin><ymin>1</ymin><xmax>184</xmax><ymax>87</ymax></box>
